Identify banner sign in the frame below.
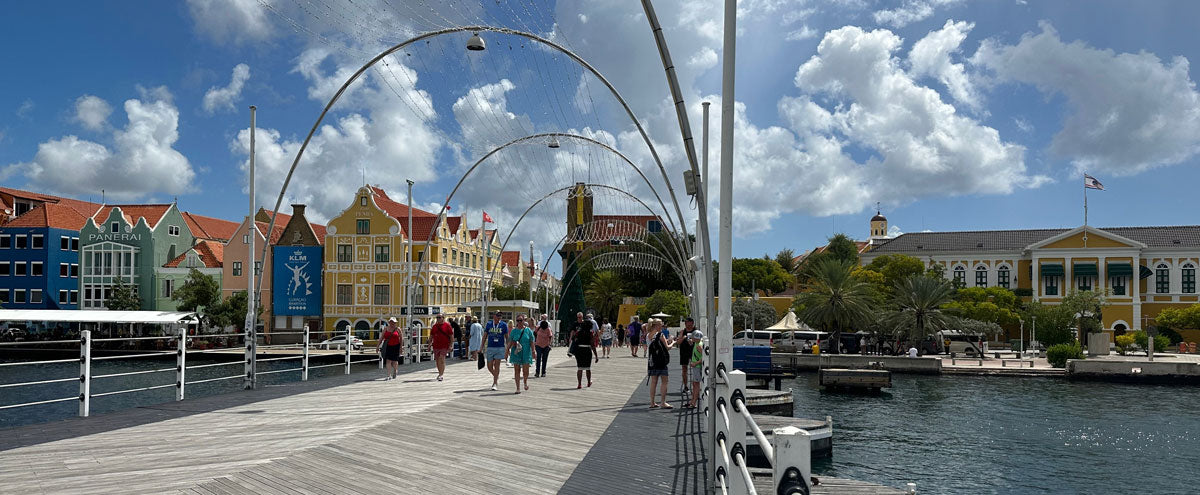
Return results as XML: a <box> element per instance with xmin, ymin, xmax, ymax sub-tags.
<box><xmin>273</xmin><ymin>246</ymin><xmax>323</xmax><ymax>315</ymax></box>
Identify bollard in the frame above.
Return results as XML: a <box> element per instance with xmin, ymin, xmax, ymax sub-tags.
<box><xmin>79</xmin><ymin>330</ymin><xmax>91</xmax><ymax>417</ymax></box>
<box><xmin>907</xmin><ymin>482</ymin><xmax>917</xmax><ymax>494</ymax></box>
<box><xmin>176</xmin><ymin>325</ymin><xmax>186</xmax><ymax>401</ymax></box>
<box><xmin>772</xmin><ymin>426</ymin><xmax>812</xmax><ymax>495</ymax></box>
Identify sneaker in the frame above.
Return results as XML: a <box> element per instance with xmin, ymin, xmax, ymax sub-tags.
<box><xmin>491</xmin><ymin>384</ymin><xmax>497</xmax><ymax>391</ymax></box>
<box><xmin>437</xmin><ymin>375</ymin><xmax>443</xmax><ymax>382</ymax></box>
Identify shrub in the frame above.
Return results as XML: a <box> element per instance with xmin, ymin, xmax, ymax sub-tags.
<box><xmin>1047</xmin><ymin>343</ymin><xmax>1084</xmax><ymax>368</ymax></box>
<box><xmin>1115</xmin><ymin>334</ymin><xmax>1135</xmax><ymax>355</ymax></box>
<box><xmin>1132</xmin><ymin>331</ymin><xmax>1173</xmax><ymax>353</ymax></box>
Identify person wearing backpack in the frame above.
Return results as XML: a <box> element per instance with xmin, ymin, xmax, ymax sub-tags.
<box><xmin>647</xmin><ymin>318</ymin><xmax>675</xmax><ymax>409</ymax></box>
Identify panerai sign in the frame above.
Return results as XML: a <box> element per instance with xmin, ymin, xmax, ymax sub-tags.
<box><xmin>88</xmin><ymin>233</ymin><xmax>142</xmax><ymax>242</ymax></box>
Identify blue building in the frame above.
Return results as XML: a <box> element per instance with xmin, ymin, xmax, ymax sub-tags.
<box><xmin>0</xmin><ymin>202</ymin><xmax>89</xmax><ymax>309</ymax></box>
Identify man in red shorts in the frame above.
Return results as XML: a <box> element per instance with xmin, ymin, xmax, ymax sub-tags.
<box><xmin>430</xmin><ymin>313</ymin><xmax>455</xmax><ymax>382</ymax></box>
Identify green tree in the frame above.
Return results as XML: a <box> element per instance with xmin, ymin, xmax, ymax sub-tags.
<box><xmin>824</xmin><ymin>233</ymin><xmax>860</xmax><ymax>265</ymax></box>
<box><xmin>849</xmin><ymin>266</ymin><xmax>889</xmax><ymax>304</ymax></box>
<box><xmin>172</xmin><ymin>268</ymin><xmax>221</xmax><ymax>313</ymax></box>
<box><xmin>795</xmin><ymin>258</ymin><xmax>875</xmax><ymax>353</ymax></box>
<box><xmin>883</xmin><ymin>275</ymin><xmax>957</xmax><ymax>342</ymax></box>
<box><xmin>105</xmin><ymin>278</ymin><xmax>142</xmax><ymax>311</ymax></box>
<box><xmin>944</xmin><ymin>287</ymin><xmax>1022</xmax><ymax>328</ymax></box>
<box><xmin>492</xmin><ymin>281</ymin><xmax>530</xmax><ymax>301</ymax></box>
<box><xmin>732</xmin><ymin>298</ymin><xmax>779</xmax><ymax>331</ymax></box>
<box><xmin>1156</xmin><ymin>304</ymin><xmax>1200</xmax><ymax>330</ymax></box>
<box><xmin>774</xmin><ymin>249</ymin><xmax>798</xmax><ymax>276</ymax></box>
<box><xmin>731</xmin><ymin>258</ymin><xmax>793</xmax><ymax>295</ymax></box>
<box><xmin>585</xmin><ymin>271</ymin><xmax>625</xmax><ymax>323</ymax></box>
<box><xmin>638</xmin><ymin>290</ymin><xmax>690</xmax><ymax>327</ymax></box>
<box><xmin>208</xmin><ymin>291</ymin><xmax>259</xmax><ymax>331</ymax></box>
<box><xmin>866</xmin><ymin>254</ymin><xmax>926</xmax><ymax>288</ymax></box>
<box><xmin>1061</xmin><ymin>289</ymin><xmax>1108</xmax><ymax>339</ymax></box>
<box><xmin>1022</xmin><ymin>302</ymin><xmax>1076</xmax><ymax>347</ymax></box>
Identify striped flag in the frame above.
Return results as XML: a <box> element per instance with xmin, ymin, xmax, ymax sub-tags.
<box><xmin>482</xmin><ymin>211</ymin><xmax>494</xmax><ymax>223</ymax></box>
<box><xmin>1084</xmin><ymin>174</ymin><xmax>1104</xmax><ymax>190</ymax></box>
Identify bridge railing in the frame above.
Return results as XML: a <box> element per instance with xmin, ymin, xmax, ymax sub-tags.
<box><xmin>710</xmin><ymin>366</ymin><xmax>812</xmax><ymax>495</ymax></box>
<box><xmin>0</xmin><ymin>325</ymin><xmax>379</xmax><ymax>419</ymax></box>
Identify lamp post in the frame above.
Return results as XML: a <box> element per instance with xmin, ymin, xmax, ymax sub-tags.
<box><xmin>406</xmin><ymin>179</ymin><xmax>415</xmax><ymax>363</ymax></box>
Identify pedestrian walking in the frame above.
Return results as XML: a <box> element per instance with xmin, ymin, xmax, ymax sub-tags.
<box><xmin>534</xmin><ymin>319</ymin><xmax>553</xmax><ymax>377</ymax></box>
<box><xmin>616</xmin><ymin>323</ymin><xmax>626</xmax><ymax>348</ymax></box>
<box><xmin>569</xmin><ymin>312</ymin><xmax>598</xmax><ymax>388</ymax></box>
<box><xmin>628</xmin><ymin>316</ymin><xmax>642</xmax><ymax>357</ymax></box>
<box><xmin>468</xmin><ymin>316</ymin><xmax>483</xmax><ymax>361</ymax></box>
<box><xmin>686</xmin><ymin>329</ymin><xmax>704</xmax><ymax>409</ymax></box>
<box><xmin>675</xmin><ymin>318</ymin><xmax>696</xmax><ymax>393</ymax></box>
<box><xmin>647</xmin><ymin>318</ymin><xmax>674</xmax><ymax>408</ymax></box>
<box><xmin>484</xmin><ymin>312</ymin><xmax>509</xmax><ymax>390</ymax></box>
<box><xmin>378</xmin><ymin>317</ymin><xmax>402</xmax><ymax>380</ymax></box>
<box><xmin>508</xmin><ymin>315</ymin><xmax>534</xmax><ymax>393</ymax></box>
<box><xmin>430</xmin><ymin>314</ymin><xmax>454</xmax><ymax>382</ymax></box>
<box><xmin>600</xmin><ymin>318</ymin><xmax>614</xmax><ymax>358</ymax></box>
<box><xmin>451</xmin><ymin>318</ymin><xmax>463</xmax><ymax>359</ymax></box>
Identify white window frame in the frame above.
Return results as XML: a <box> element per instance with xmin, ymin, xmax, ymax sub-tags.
<box><xmin>30</xmin><ymin>289</ymin><xmax>42</xmax><ymax>304</ymax></box>
<box><xmin>31</xmin><ymin>234</ymin><xmax>43</xmax><ymax>249</ymax></box>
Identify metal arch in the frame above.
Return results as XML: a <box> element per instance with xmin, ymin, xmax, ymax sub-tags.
<box><xmin>557</xmin><ymin>251</ymin><xmax>689</xmax><ymax>300</ymax></box>
<box><xmin>256</xmin><ymin>25</ymin><xmax>694</xmax><ymax>299</ymax></box>
<box><xmin>551</xmin><ymin>229</ymin><xmax>686</xmax><ymax>283</ymax></box>
<box><xmin>537</xmin><ymin>218</ymin><xmax>685</xmax><ymax>290</ymax></box>
<box><xmin>434</xmin><ymin>132</ymin><xmax>687</xmax><ymax>258</ymax></box>
<box><xmin>554</xmin><ymin>237</ymin><xmax>689</xmax><ymax>292</ymax></box>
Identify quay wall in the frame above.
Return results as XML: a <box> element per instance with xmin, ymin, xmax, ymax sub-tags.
<box><xmin>1066</xmin><ymin>359</ymin><xmax>1200</xmax><ymax>384</ymax></box>
<box><xmin>772</xmin><ymin>353</ymin><xmax>942</xmax><ymax>374</ymax></box>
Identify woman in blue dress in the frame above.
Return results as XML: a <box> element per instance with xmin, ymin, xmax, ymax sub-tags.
<box><xmin>507</xmin><ymin>315</ymin><xmax>535</xmax><ymax>394</ymax></box>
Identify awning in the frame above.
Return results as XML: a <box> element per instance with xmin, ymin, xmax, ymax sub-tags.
<box><xmin>1107</xmin><ymin>263</ymin><xmax>1133</xmax><ymax>277</ymax></box>
<box><xmin>1140</xmin><ymin>265</ymin><xmax>1154</xmax><ymax>279</ymax></box>
<box><xmin>1039</xmin><ymin>263</ymin><xmax>1064</xmax><ymax>276</ymax></box>
<box><xmin>0</xmin><ymin>309</ymin><xmax>197</xmax><ymax>325</ymax></box>
<box><xmin>1072</xmin><ymin>263</ymin><xmax>1098</xmax><ymax>277</ymax></box>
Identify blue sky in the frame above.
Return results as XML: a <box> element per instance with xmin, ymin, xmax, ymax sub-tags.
<box><xmin>3</xmin><ymin>1</ymin><xmax>1200</xmax><ymax>274</ymax></box>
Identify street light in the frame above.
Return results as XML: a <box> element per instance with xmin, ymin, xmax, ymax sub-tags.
<box><xmin>547</xmin><ymin>136</ymin><xmax>560</xmax><ymax>149</ymax></box>
<box><xmin>466</xmin><ymin>33</ymin><xmax>486</xmax><ymax>51</ymax></box>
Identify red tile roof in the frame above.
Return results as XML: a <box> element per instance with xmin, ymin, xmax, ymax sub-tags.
<box><xmin>591</xmin><ymin>214</ymin><xmax>666</xmax><ymax>238</ymax></box>
<box><xmin>258</xmin><ymin>208</ymin><xmax>327</xmax><ymax>245</ymax></box>
<box><xmin>254</xmin><ymin>221</ymin><xmax>287</xmax><ymax>244</ymax></box>
<box><xmin>369</xmin><ymin>186</ymin><xmax>437</xmax><ymax>220</ymax></box>
<box><xmin>469</xmin><ymin>229</ymin><xmax>498</xmax><ymax>242</ymax></box>
<box><xmin>446</xmin><ymin>216</ymin><xmax>462</xmax><ymax>234</ymax></box>
<box><xmin>182</xmin><ymin>212</ymin><xmax>241</xmax><ymax>242</ymax></box>
<box><xmin>92</xmin><ymin>204</ymin><xmax>172</xmax><ymax>228</ymax></box>
<box><xmin>407</xmin><ymin>216</ymin><xmax>440</xmax><ymax>242</ymax></box>
<box><xmin>0</xmin><ymin>186</ymin><xmax>103</xmax><ymax>219</ymax></box>
<box><xmin>500</xmin><ymin>251</ymin><xmax>523</xmax><ymax>268</ymax></box>
<box><xmin>163</xmin><ymin>240</ymin><xmax>224</xmax><ymax>268</ymax></box>
<box><xmin>4</xmin><ymin>202</ymin><xmax>90</xmax><ymax>230</ymax></box>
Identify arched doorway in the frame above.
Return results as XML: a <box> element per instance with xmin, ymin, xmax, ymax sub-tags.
<box><xmin>354</xmin><ymin>320</ymin><xmax>370</xmax><ymax>340</ymax></box>
<box><xmin>1113</xmin><ymin>323</ymin><xmax>1128</xmax><ymax>336</ymax></box>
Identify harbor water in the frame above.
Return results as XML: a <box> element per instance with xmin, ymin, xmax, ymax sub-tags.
<box><xmin>791</xmin><ymin>373</ymin><xmax>1200</xmax><ymax>494</ymax></box>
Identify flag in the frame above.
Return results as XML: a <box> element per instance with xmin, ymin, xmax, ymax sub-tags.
<box><xmin>1084</xmin><ymin>174</ymin><xmax>1104</xmax><ymax>190</ymax></box>
<box><xmin>482</xmin><ymin>211</ymin><xmax>494</xmax><ymax>223</ymax></box>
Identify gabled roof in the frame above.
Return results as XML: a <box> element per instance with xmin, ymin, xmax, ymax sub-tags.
<box><xmin>182</xmin><ymin>212</ymin><xmax>241</xmax><ymax>242</ymax></box>
<box><xmin>407</xmin><ymin>216</ymin><xmax>440</xmax><ymax>242</ymax></box>
<box><xmin>92</xmin><ymin>204</ymin><xmax>173</xmax><ymax>228</ymax></box>
<box><xmin>163</xmin><ymin>240</ymin><xmax>224</xmax><ymax>268</ymax></box>
<box><xmin>254</xmin><ymin>220</ymin><xmax>287</xmax><ymax>244</ymax></box>
<box><xmin>369</xmin><ymin>186</ymin><xmax>437</xmax><ymax>221</ymax></box>
<box><xmin>1026</xmin><ymin>225</ymin><xmax>1146</xmax><ymax>250</ymax></box>
<box><xmin>258</xmin><ymin>208</ymin><xmax>327</xmax><ymax>245</ymax></box>
<box><xmin>0</xmin><ymin>186</ymin><xmax>103</xmax><ymax>219</ymax></box>
<box><xmin>500</xmin><ymin>251</ymin><xmax>523</xmax><ymax>267</ymax></box>
<box><xmin>469</xmin><ymin>228</ymin><xmax>498</xmax><ymax>242</ymax></box>
<box><xmin>446</xmin><ymin>216</ymin><xmax>463</xmax><ymax>234</ymax></box>
<box><xmin>4</xmin><ymin>202</ymin><xmax>89</xmax><ymax>230</ymax></box>
<box><xmin>868</xmin><ymin>225</ymin><xmax>1200</xmax><ymax>254</ymax></box>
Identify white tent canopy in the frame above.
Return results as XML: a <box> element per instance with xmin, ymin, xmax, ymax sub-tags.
<box><xmin>0</xmin><ymin>309</ymin><xmax>198</xmax><ymax>325</ymax></box>
<box><xmin>766</xmin><ymin>310</ymin><xmax>811</xmax><ymax>331</ymax></box>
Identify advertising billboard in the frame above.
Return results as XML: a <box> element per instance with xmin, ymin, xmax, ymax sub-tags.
<box><xmin>273</xmin><ymin>246</ymin><xmax>323</xmax><ymax>316</ymax></box>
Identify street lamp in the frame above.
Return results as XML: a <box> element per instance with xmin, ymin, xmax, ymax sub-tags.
<box><xmin>547</xmin><ymin>136</ymin><xmax>560</xmax><ymax>149</ymax></box>
<box><xmin>466</xmin><ymin>33</ymin><xmax>486</xmax><ymax>51</ymax></box>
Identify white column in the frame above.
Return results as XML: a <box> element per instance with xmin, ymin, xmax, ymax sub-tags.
<box><xmin>1134</xmin><ymin>254</ymin><xmax>1142</xmax><ymax>328</ymax></box>
<box><xmin>1032</xmin><ymin>256</ymin><xmax>1041</xmax><ymax>300</ymax></box>
<box><xmin>1098</xmin><ymin>256</ymin><xmax>1106</xmax><ymax>294</ymax></box>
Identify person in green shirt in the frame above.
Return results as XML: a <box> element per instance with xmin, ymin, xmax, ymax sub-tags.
<box><xmin>686</xmin><ymin>330</ymin><xmax>705</xmax><ymax>409</ymax></box>
<box><xmin>507</xmin><ymin>315</ymin><xmax>535</xmax><ymax>394</ymax></box>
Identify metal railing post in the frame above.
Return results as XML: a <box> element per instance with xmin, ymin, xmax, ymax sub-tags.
<box><xmin>176</xmin><ymin>325</ymin><xmax>186</xmax><ymax>401</ymax></box>
<box><xmin>772</xmin><ymin>426</ymin><xmax>812</xmax><ymax>495</ymax></box>
<box><xmin>726</xmin><ymin>370</ymin><xmax>749</xmax><ymax>494</ymax></box>
<box><xmin>244</xmin><ymin>325</ymin><xmax>257</xmax><ymax>390</ymax></box>
<box><xmin>344</xmin><ymin>327</ymin><xmax>351</xmax><ymax>375</ymax></box>
<box><xmin>302</xmin><ymin>325</ymin><xmax>310</xmax><ymax>381</ymax></box>
<box><xmin>79</xmin><ymin>330</ymin><xmax>91</xmax><ymax>417</ymax></box>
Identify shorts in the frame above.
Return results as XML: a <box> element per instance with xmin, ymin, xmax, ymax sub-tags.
<box><xmin>601</xmin><ymin>338</ymin><xmax>613</xmax><ymax>346</ymax></box>
<box><xmin>648</xmin><ymin>368</ymin><xmax>669</xmax><ymax>376</ymax></box>
<box><xmin>689</xmin><ymin>365</ymin><xmax>703</xmax><ymax>383</ymax></box>
<box><xmin>485</xmin><ymin>347</ymin><xmax>506</xmax><ymax>361</ymax></box>
<box><xmin>433</xmin><ymin>346</ymin><xmax>451</xmax><ymax>358</ymax></box>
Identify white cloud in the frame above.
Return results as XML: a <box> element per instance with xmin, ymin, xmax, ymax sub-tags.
<box><xmin>12</xmin><ymin>89</ymin><xmax>195</xmax><ymax>201</ymax></box>
<box><xmin>73</xmin><ymin>95</ymin><xmax>112</xmax><ymax>131</ymax></box>
<box><xmin>203</xmin><ymin>63</ymin><xmax>251</xmax><ymax>114</ymax></box>
<box><xmin>888</xmin><ymin>225</ymin><xmax>904</xmax><ymax>237</ymax></box>
<box><xmin>908</xmin><ymin>20</ymin><xmax>981</xmax><ymax>111</ymax></box>
<box><xmin>786</xmin><ymin>26</ymin><xmax>818</xmax><ymax>42</ymax></box>
<box><xmin>186</xmin><ymin>0</ymin><xmax>272</xmax><ymax>45</ymax></box>
<box><xmin>873</xmin><ymin>0</ymin><xmax>962</xmax><ymax>28</ymax></box>
<box><xmin>1014</xmin><ymin>118</ymin><xmax>1033</xmax><ymax>133</ymax></box>
<box><xmin>973</xmin><ymin>21</ymin><xmax>1200</xmax><ymax>175</ymax></box>
<box><xmin>16</xmin><ymin>99</ymin><xmax>34</xmax><ymax>119</ymax></box>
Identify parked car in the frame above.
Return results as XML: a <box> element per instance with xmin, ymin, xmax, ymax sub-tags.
<box><xmin>1</xmin><ymin>328</ymin><xmax>27</xmax><ymax>342</ymax></box>
<box><xmin>316</xmin><ymin>335</ymin><xmax>363</xmax><ymax>351</ymax></box>
<box><xmin>731</xmin><ymin>330</ymin><xmax>781</xmax><ymax>347</ymax></box>
<box><xmin>776</xmin><ymin>330</ymin><xmax>828</xmax><ymax>353</ymax></box>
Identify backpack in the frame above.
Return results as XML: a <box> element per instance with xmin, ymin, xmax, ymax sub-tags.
<box><xmin>649</xmin><ymin>336</ymin><xmax>670</xmax><ymax>368</ymax></box>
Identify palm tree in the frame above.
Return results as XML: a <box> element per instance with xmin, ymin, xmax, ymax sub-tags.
<box><xmin>885</xmin><ymin>274</ymin><xmax>957</xmax><ymax>344</ymax></box>
<box><xmin>585</xmin><ymin>271</ymin><xmax>625</xmax><ymax>322</ymax></box>
<box><xmin>795</xmin><ymin>258</ymin><xmax>875</xmax><ymax>353</ymax></box>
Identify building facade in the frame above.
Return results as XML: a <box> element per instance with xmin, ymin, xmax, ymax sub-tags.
<box><xmin>79</xmin><ymin>204</ymin><xmax>195</xmax><ymax>310</ymax></box>
<box><xmin>0</xmin><ymin>203</ymin><xmax>87</xmax><ymax>309</ymax></box>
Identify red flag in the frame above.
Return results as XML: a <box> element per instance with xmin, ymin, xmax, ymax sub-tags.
<box><xmin>482</xmin><ymin>211</ymin><xmax>494</xmax><ymax>223</ymax></box>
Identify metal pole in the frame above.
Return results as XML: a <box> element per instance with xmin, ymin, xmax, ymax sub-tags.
<box><xmin>176</xmin><ymin>324</ymin><xmax>186</xmax><ymax>401</ymax></box>
<box><xmin>407</xmin><ymin>179</ymin><xmax>415</xmax><ymax>364</ymax></box>
<box><xmin>302</xmin><ymin>324</ymin><xmax>310</xmax><ymax>381</ymax></box>
<box><xmin>715</xmin><ymin>0</ymin><xmax>737</xmax><ymax>492</ymax></box>
<box><xmin>245</xmin><ymin>105</ymin><xmax>257</xmax><ymax>390</ymax></box>
<box><xmin>530</xmin><ymin>241</ymin><xmax>535</xmax><ymax>302</ymax></box>
<box><xmin>79</xmin><ymin>329</ymin><xmax>91</xmax><ymax>417</ymax></box>
<box><xmin>345</xmin><ymin>326</ymin><xmax>351</xmax><ymax>374</ymax></box>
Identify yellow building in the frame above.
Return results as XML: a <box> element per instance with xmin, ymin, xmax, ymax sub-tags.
<box><xmin>322</xmin><ymin>186</ymin><xmax>503</xmax><ymax>338</ymax></box>
<box><xmin>862</xmin><ymin>220</ymin><xmax>1200</xmax><ymax>340</ymax></box>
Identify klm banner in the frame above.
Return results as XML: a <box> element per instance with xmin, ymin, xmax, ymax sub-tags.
<box><xmin>273</xmin><ymin>246</ymin><xmax>323</xmax><ymax>315</ymax></box>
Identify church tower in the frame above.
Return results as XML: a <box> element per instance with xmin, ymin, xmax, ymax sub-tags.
<box><xmin>869</xmin><ymin>203</ymin><xmax>890</xmax><ymax>246</ymax></box>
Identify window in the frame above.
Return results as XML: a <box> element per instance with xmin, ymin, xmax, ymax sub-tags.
<box><xmin>110</xmin><ymin>222</ymin><xmax>119</xmax><ymax>233</ymax></box>
<box><xmin>15</xmin><ymin>262</ymin><xmax>27</xmax><ymax>276</ymax></box>
<box><xmin>60</xmin><ymin>263</ymin><xmax>69</xmax><ymax>277</ymax></box>
<box><xmin>0</xmin><ymin>262</ymin><xmax>8</xmax><ymax>276</ymax></box>
<box><xmin>952</xmin><ymin>266</ymin><xmax>966</xmax><ymax>286</ymax></box>
<box><xmin>356</xmin><ymin>219</ymin><xmax>370</xmax><ymax>235</ymax></box>
<box><xmin>31</xmin><ymin>235</ymin><xmax>43</xmax><ymax>249</ymax></box>
<box><xmin>71</xmin><ymin>237</ymin><xmax>79</xmax><ymax>250</ymax></box>
<box><xmin>997</xmin><ymin>266</ymin><xmax>1010</xmax><ymax>289</ymax></box>
<box><xmin>375</xmin><ymin>244</ymin><xmax>390</xmax><ymax>262</ymax></box>
<box><xmin>373</xmin><ymin>284</ymin><xmax>390</xmax><ymax>305</ymax></box>
<box><xmin>337</xmin><ymin>244</ymin><xmax>353</xmax><ymax>263</ymax></box>
<box><xmin>14</xmin><ymin>289</ymin><xmax>25</xmax><ymax>303</ymax></box>
<box><xmin>71</xmin><ymin>264</ymin><xmax>78</xmax><ymax>277</ymax></box>
<box><xmin>243</xmin><ymin>234</ymin><xmax>250</xmax><ymax>244</ymax></box>
<box><xmin>336</xmin><ymin>284</ymin><xmax>353</xmax><ymax>305</ymax></box>
<box><xmin>0</xmin><ymin>235</ymin><xmax>9</xmax><ymax>248</ymax></box>
<box><xmin>31</xmin><ymin>262</ymin><xmax>43</xmax><ymax>276</ymax></box>
<box><xmin>1184</xmin><ymin>263</ymin><xmax>1196</xmax><ymax>294</ymax></box>
<box><xmin>417</xmin><ymin>251</ymin><xmax>425</xmax><ymax>262</ymax></box>
<box><xmin>70</xmin><ymin>290</ymin><xmax>78</xmax><ymax>304</ymax></box>
<box><xmin>163</xmin><ymin>279</ymin><xmax>174</xmax><ymax>298</ymax></box>
<box><xmin>0</xmin><ymin>289</ymin><xmax>7</xmax><ymax>303</ymax></box>
<box><xmin>472</xmin><ymin>254</ymin><xmax>477</xmax><ymax>269</ymax></box>
<box><xmin>61</xmin><ymin>236</ymin><xmax>70</xmax><ymax>250</ymax></box>
<box><xmin>30</xmin><ymin>289</ymin><xmax>42</xmax><ymax>304</ymax></box>
<box><xmin>360</xmin><ymin>196</ymin><xmax>368</xmax><ymax>206</ymax></box>
<box><xmin>452</xmin><ymin>249</ymin><xmax>458</xmax><ymax>265</ymax></box>
<box><xmin>1156</xmin><ymin>263</ymin><xmax>1170</xmax><ymax>293</ymax></box>
<box><xmin>442</xmin><ymin>248</ymin><xmax>448</xmax><ymax>262</ymax></box>
<box><xmin>647</xmin><ymin>220</ymin><xmax>663</xmax><ymax>233</ymax></box>
<box><xmin>1111</xmin><ymin>276</ymin><xmax>1127</xmax><ymax>296</ymax></box>
<box><xmin>1045</xmin><ymin>276</ymin><xmax>1060</xmax><ymax>296</ymax></box>
<box><xmin>168</xmin><ymin>225</ymin><xmax>180</xmax><ymax>236</ymax></box>
<box><xmin>254</xmin><ymin>261</ymin><xmax>262</xmax><ymax>275</ymax></box>
<box><xmin>233</xmin><ymin>261</ymin><xmax>243</xmax><ymax>276</ymax></box>
<box><xmin>1076</xmin><ymin>276</ymin><xmax>1093</xmax><ymax>292</ymax></box>
<box><xmin>15</xmin><ymin>235</ymin><xmax>27</xmax><ymax>249</ymax></box>
<box><xmin>59</xmin><ymin>290</ymin><xmax>69</xmax><ymax>304</ymax></box>
<box><xmin>975</xmin><ymin>267</ymin><xmax>988</xmax><ymax>287</ymax></box>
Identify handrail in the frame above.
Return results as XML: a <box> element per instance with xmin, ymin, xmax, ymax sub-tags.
<box><xmin>0</xmin><ymin>396</ymin><xmax>77</xmax><ymax>410</ymax></box>
<box><xmin>92</xmin><ymin>383</ymin><xmax>176</xmax><ymax>398</ymax></box>
<box><xmin>717</xmin><ymin>473</ymin><xmax>729</xmax><ymax>495</ymax></box>
<box><xmin>735</xmin><ymin>396</ymin><xmax>774</xmax><ymax>465</ymax></box>
<box><xmin>91</xmin><ymin>336</ymin><xmax>177</xmax><ymax>342</ymax></box>
<box><xmin>733</xmin><ymin>451</ymin><xmax>757</xmax><ymax>495</ymax></box>
<box><xmin>255</xmin><ymin>368</ymin><xmax>302</xmax><ymax>376</ymax></box>
<box><xmin>0</xmin><ymin>339</ymin><xmax>81</xmax><ymax>346</ymax></box>
<box><xmin>256</xmin><ymin>356</ymin><xmax>301</xmax><ymax>363</ymax></box>
<box><xmin>0</xmin><ymin>358</ymin><xmax>80</xmax><ymax>367</ymax></box>
<box><xmin>185</xmin><ymin>347</ymin><xmax>246</xmax><ymax>355</ymax></box>
<box><xmin>186</xmin><ymin>361</ymin><xmax>242</xmax><ymax>370</ymax></box>
<box><xmin>93</xmin><ymin>367</ymin><xmax>176</xmax><ymax>379</ymax></box>
<box><xmin>308</xmin><ymin>362</ymin><xmax>346</xmax><ymax>371</ymax></box>
<box><xmin>0</xmin><ymin>376</ymin><xmax>78</xmax><ymax>388</ymax></box>
<box><xmin>185</xmin><ymin>375</ymin><xmax>242</xmax><ymax>385</ymax></box>
<box><xmin>92</xmin><ymin>351</ymin><xmax>176</xmax><ymax>361</ymax></box>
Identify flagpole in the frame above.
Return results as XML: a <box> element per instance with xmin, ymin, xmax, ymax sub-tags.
<box><xmin>1083</xmin><ymin>171</ymin><xmax>1088</xmax><ymax>227</ymax></box>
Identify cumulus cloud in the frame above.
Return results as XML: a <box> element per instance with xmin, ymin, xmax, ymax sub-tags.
<box><xmin>973</xmin><ymin>21</ymin><xmax>1200</xmax><ymax>175</ymax></box>
<box><xmin>73</xmin><ymin>95</ymin><xmax>113</xmax><ymax>131</ymax></box>
<box><xmin>908</xmin><ymin>20</ymin><xmax>981</xmax><ymax>111</ymax></box>
<box><xmin>873</xmin><ymin>0</ymin><xmax>962</xmax><ymax>28</ymax></box>
<box><xmin>203</xmin><ymin>63</ymin><xmax>250</xmax><ymax>114</ymax></box>
<box><xmin>186</xmin><ymin>0</ymin><xmax>272</xmax><ymax>45</ymax></box>
<box><xmin>11</xmin><ymin>89</ymin><xmax>195</xmax><ymax>201</ymax></box>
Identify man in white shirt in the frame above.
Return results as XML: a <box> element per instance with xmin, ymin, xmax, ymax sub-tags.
<box><xmin>908</xmin><ymin>345</ymin><xmax>919</xmax><ymax>358</ymax></box>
